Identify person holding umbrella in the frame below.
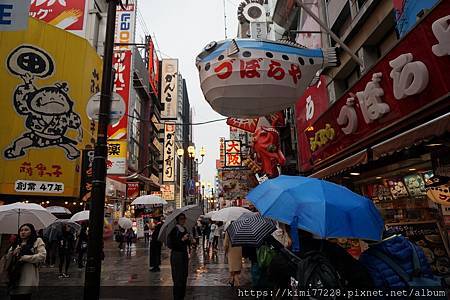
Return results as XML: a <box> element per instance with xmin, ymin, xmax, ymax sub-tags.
<box><xmin>6</xmin><ymin>223</ymin><xmax>46</xmax><ymax>299</ymax></box>
<box><xmin>76</xmin><ymin>223</ymin><xmax>88</xmax><ymax>268</ymax></box>
<box><xmin>150</xmin><ymin>218</ymin><xmax>163</xmax><ymax>272</ymax></box>
<box><xmin>223</xmin><ymin>226</ymin><xmax>242</xmax><ymax>286</ymax></box>
<box><xmin>57</xmin><ymin>224</ymin><xmax>74</xmax><ymax>278</ymax></box>
<box><xmin>167</xmin><ymin>213</ymin><xmax>190</xmax><ymax>300</ymax></box>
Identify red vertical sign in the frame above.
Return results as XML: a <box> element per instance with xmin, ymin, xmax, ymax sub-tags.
<box><xmin>108</xmin><ymin>50</ymin><xmax>132</xmax><ymax>140</ymax></box>
<box><xmin>295</xmin><ymin>76</ymin><xmax>329</xmax><ymax>172</ymax></box>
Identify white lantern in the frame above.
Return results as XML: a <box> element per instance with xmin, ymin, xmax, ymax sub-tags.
<box><xmin>195</xmin><ymin>39</ymin><xmax>338</xmax><ymax>118</ymax></box>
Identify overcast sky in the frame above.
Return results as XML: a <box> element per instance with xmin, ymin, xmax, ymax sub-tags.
<box><xmin>137</xmin><ymin>0</ymin><xmax>240</xmax><ymax>187</ymax></box>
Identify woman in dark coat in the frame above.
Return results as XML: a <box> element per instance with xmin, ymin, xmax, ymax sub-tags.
<box><xmin>57</xmin><ymin>224</ymin><xmax>75</xmax><ymax>278</ymax></box>
<box><xmin>150</xmin><ymin>218</ymin><xmax>163</xmax><ymax>272</ymax></box>
<box><xmin>168</xmin><ymin>213</ymin><xmax>190</xmax><ymax>300</ymax></box>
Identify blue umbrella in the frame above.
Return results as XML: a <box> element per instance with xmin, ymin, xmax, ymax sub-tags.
<box><xmin>247</xmin><ymin>175</ymin><xmax>384</xmax><ymax>241</ymax></box>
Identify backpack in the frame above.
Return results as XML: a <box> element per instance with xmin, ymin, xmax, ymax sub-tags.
<box><xmin>295</xmin><ymin>251</ymin><xmax>344</xmax><ymax>291</ymax></box>
<box><xmin>370</xmin><ymin>246</ymin><xmax>442</xmax><ymax>288</ymax></box>
<box><xmin>257</xmin><ymin>245</ymin><xmax>276</xmax><ymax>269</ymax></box>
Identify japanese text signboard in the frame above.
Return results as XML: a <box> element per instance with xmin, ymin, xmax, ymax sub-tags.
<box><xmin>161</xmin><ymin>59</ymin><xmax>178</xmax><ymax>119</ymax></box>
<box><xmin>108</xmin><ymin>50</ymin><xmax>131</xmax><ymax>140</ymax></box>
<box><xmin>295</xmin><ymin>75</ymin><xmax>329</xmax><ymax>172</ymax></box>
<box><xmin>304</xmin><ymin>1</ymin><xmax>450</xmax><ymax>167</ymax></box>
<box><xmin>225</xmin><ymin>140</ymin><xmax>242</xmax><ymax>167</ymax></box>
<box><xmin>148</xmin><ymin>36</ymin><xmax>160</xmax><ymax>97</ymax></box>
<box><xmin>29</xmin><ymin>0</ymin><xmax>87</xmax><ymax>35</ymax></box>
<box><xmin>106</xmin><ymin>140</ymin><xmax>127</xmax><ymax>174</ymax></box>
<box><xmin>0</xmin><ymin>0</ymin><xmax>30</xmax><ymax>31</ymax></box>
<box><xmin>114</xmin><ymin>3</ymin><xmax>135</xmax><ymax>50</ymax></box>
<box><xmin>161</xmin><ymin>184</ymin><xmax>175</xmax><ymax>201</ymax></box>
<box><xmin>80</xmin><ymin>149</ymin><xmax>94</xmax><ymax>202</ymax></box>
<box><xmin>0</xmin><ymin>18</ymin><xmax>102</xmax><ymax>197</ymax></box>
<box><xmin>163</xmin><ymin>123</ymin><xmax>176</xmax><ymax>182</ymax></box>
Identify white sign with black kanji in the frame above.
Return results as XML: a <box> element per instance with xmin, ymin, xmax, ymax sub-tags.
<box><xmin>15</xmin><ymin>180</ymin><xmax>64</xmax><ymax>194</ymax></box>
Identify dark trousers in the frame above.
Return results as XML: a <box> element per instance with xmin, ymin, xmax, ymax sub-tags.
<box><xmin>170</xmin><ymin>251</ymin><xmax>188</xmax><ymax>300</ymax></box>
<box><xmin>46</xmin><ymin>241</ymin><xmax>58</xmax><ymax>265</ymax></box>
<box><xmin>144</xmin><ymin>233</ymin><xmax>150</xmax><ymax>243</ymax></box>
<box><xmin>59</xmin><ymin>251</ymin><xmax>71</xmax><ymax>274</ymax></box>
<box><xmin>150</xmin><ymin>241</ymin><xmax>162</xmax><ymax>268</ymax></box>
<box><xmin>213</xmin><ymin>236</ymin><xmax>219</xmax><ymax>249</ymax></box>
<box><xmin>77</xmin><ymin>248</ymin><xmax>86</xmax><ymax>267</ymax></box>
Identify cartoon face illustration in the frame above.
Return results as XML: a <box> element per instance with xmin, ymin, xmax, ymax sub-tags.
<box><xmin>29</xmin><ymin>84</ymin><xmax>73</xmax><ymax>115</ymax></box>
<box><xmin>3</xmin><ymin>45</ymin><xmax>83</xmax><ymax>160</ymax></box>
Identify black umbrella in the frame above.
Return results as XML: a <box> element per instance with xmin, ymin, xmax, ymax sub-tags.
<box><xmin>226</xmin><ymin>213</ymin><xmax>276</xmax><ymax>247</ymax></box>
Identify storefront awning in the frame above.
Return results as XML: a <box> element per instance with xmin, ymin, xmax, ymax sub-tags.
<box><xmin>309</xmin><ymin>149</ymin><xmax>368</xmax><ymax>178</ymax></box>
<box><xmin>371</xmin><ymin>113</ymin><xmax>450</xmax><ymax>160</ymax></box>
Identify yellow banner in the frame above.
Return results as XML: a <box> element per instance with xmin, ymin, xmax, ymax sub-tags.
<box><xmin>107</xmin><ymin>140</ymin><xmax>127</xmax><ymax>174</ymax></box>
<box><xmin>0</xmin><ymin>18</ymin><xmax>102</xmax><ymax>197</ymax></box>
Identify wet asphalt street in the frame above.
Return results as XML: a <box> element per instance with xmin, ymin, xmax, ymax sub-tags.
<box><xmin>2</xmin><ymin>238</ymin><xmax>253</xmax><ymax>299</ymax></box>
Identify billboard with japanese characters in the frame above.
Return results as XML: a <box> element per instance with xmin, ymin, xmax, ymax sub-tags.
<box><xmin>163</xmin><ymin>123</ymin><xmax>176</xmax><ymax>182</ymax></box>
<box><xmin>224</xmin><ymin>140</ymin><xmax>242</xmax><ymax>167</ymax></box>
<box><xmin>305</xmin><ymin>1</ymin><xmax>450</xmax><ymax>166</ymax></box>
<box><xmin>160</xmin><ymin>59</ymin><xmax>178</xmax><ymax>119</ymax></box>
<box><xmin>0</xmin><ymin>18</ymin><xmax>102</xmax><ymax>197</ymax></box>
<box><xmin>29</xmin><ymin>0</ymin><xmax>88</xmax><ymax>36</ymax></box>
<box><xmin>106</xmin><ymin>140</ymin><xmax>127</xmax><ymax>174</ymax></box>
<box><xmin>114</xmin><ymin>2</ymin><xmax>136</xmax><ymax>50</ymax></box>
<box><xmin>108</xmin><ymin>50</ymin><xmax>132</xmax><ymax>140</ymax></box>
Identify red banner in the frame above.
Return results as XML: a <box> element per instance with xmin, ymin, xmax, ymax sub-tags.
<box><xmin>148</xmin><ymin>36</ymin><xmax>160</xmax><ymax>96</ymax></box>
<box><xmin>305</xmin><ymin>1</ymin><xmax>450</xmax><ymax>166</ymax></box>
<box><xmin>29</xmin><ymin>0</ymin><xmax>86</xmax><ymax>31</ymax></box>
<box><xmin>295</xmin><ymin>76</ymin><xmax>329</xmax><ymax>172</ymax></box>
<box><xmin>108</xmin><ymin>50</ymin><xmax>132</xmax><ymax>140</ymax></box>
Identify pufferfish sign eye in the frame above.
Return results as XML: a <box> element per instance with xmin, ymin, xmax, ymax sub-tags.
<box><xmin>204</xmin><ymin>41</ymin><xmax>217</xmax><ymax>52</ymax></box>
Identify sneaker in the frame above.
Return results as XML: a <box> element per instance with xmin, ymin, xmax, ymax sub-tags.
<box><xmin>50</xmin><ymin>264</ymin><xmax>55</xmax><ymax>268</ymax></box>
<box><xmin>58</xmin><ymin>274</ymin><xmax>64</xmax><ymax>279</ymax></box>
<box><xmin>63</xmin><ymin>273</ymin><xmax>70</xmax><ymax>278</ymax></box>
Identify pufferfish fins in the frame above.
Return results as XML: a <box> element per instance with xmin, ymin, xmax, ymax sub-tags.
<box><xmin>322</xmin><ymin>47</ymin><xmax>340</xmax><ymax>68</ymax></box>
<box><xmin>227</xmin><ymin>39</ymin><xmax>240</xmax><ymax>57</ymax></box>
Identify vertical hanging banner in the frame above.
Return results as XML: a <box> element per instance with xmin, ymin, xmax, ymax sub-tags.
<box><xmin>219</xmin><ymin>137</ymin><xmax>225</xmax><ymax>168</ymax></box>
<box><xmin>163</xmin><ymin>123</ymin><xmax>176</xmax><ymax>182</ymax></box>
<box><xmin>29</xmin><ymin>0</ymin><xmax>87</xmax><ymax>36</ymax></box>
<box><xmin>148</xmin><ymin>36</ymin><xmax>160</xmax><ymax>96</ymax></box>
<box><xmin>114</xmin><ymin>2</ymin><xmax>136</xmax><ymax>50</ymax></box>
<box><xmin>80</xmin><ymin>149</ymin><xmax>94</xmax><ymax>202</ymax></box>
<box><xmin>161</xmin><ymin>59</ymin><xmax>178</xmax><ymax>119</ymax></box>
<box><xmin>108</xmin><ymin>50</ymin><xmax>132</xmax><ymax>140</ymax></box>
<box><xmin>0</xmin><ymin>0</ymin><xmax>30</xmax><ymax>31</ymax></box>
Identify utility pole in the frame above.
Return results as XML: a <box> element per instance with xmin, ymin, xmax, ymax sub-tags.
<box><xmin>84</xmin><ymin>1</ymin><xmax>118</xmax><ymax>299</ymax></box>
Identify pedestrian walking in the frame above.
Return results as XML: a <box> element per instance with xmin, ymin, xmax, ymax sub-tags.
<box><xmin>201</xmin><ymin>221</ymin><xmax>210</xmax><ymax>251</ymax></box>
<box><xmin>224</xmin><ymin>230</ymin><xmax>242</xmax><ymax>286</ymax></box>
<box><xmin>168</xmin><ymin>213</ymin><xmax>190</xmax><ymax>300</ymax></box>
<box><xmin>150</xmin><ymin>218</ymin><xmax>163</xmax><ymax>272</ymax></box>
<box><xmin>4</xmin><ymin>223</ymin><xmax>46</xmax><ymax>299</ymax></box>
<box><xmin>57</xmin><ymin>224</ymin><xmax>74</xmax><ymax>278</ymax></box>
<box><xmin>144</xmin><ymin>222</ymin><xmax>150</xmax><ymax>244</ymax></box>
<box><xmin>76</xmin><ymin>224</ymin><xmax>88</xmax><ymax>268</ymax></box>
<box><xmin>213</xmin><ymin>222</ymin><xmax>222</xmax><ymax>250</ymax></box>
<box><xmin>116</xmin><ymin>228</ymin><xmax>125</xmax><ymax>251</ymax></box>
<box><xmin>125</xmin><ymin>228</ymin><xmax>135</xmax><ymax>249</ymax></box>
<box><xmin>45</xmin><ymin>233</ymin><xmax>59</xmax><ymax>267</ymax></box>
<box><xmin>209</xmin><ymin>222</ymin><xmax>217</xmax><ymax>251</ymax></box>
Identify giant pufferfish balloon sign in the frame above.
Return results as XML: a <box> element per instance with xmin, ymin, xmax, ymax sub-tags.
<box><xmin>195</xmin><ymin>39</ymin><xmax>338</xmax><ymax>118</ymax></box>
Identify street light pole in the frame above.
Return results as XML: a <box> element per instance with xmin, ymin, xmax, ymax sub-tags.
<box><xmin>177</xmin><ymin>148</ymin><xmax>184</xmax><ymax>208</ymax></box>
<box><xmin>84</xmin><ymin>0</ymin><xmax>118</xmax><ymax>299</ymax></box>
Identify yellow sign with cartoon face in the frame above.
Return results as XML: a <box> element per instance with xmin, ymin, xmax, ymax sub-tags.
<box><xmin>0</xmin><ymin>18</ymin><xmax>102</xmax><ymax>197</ymax></box>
